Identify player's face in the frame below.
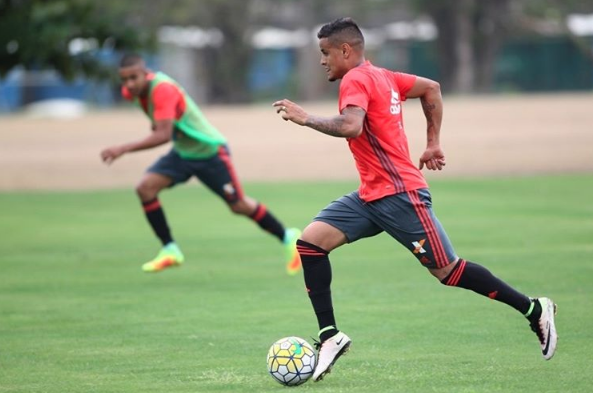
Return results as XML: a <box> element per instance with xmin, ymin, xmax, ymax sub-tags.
<box><xmin>319</xmin><ymin>37</ymin><xmax>349</xmax><ymax>81</ymax></box>
<box><xmin>119</xmin><ymin>64</ymin><xmax>149</xmax><ymax>97</ymax></box>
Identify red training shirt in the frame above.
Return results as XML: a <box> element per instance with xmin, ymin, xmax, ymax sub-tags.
<box><xmin>339</xmin><ymin>60</ymin><xmax>428</xmax><ymax>202</ymax></box>
<box><xmin>122</xmin><ymin>73</ymin><xmax>186</xmax><ymax>121</ymax></box>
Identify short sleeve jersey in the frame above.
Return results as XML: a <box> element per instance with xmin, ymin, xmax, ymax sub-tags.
<box><xmin>339</xmin><ymin>60</ymin><xmax>428</xmax><ymax>202</ymax></box>
<box><xmin>121</xmin><ymin>73</ymin><xmax>186</xmax><ymax>121</ymax></box>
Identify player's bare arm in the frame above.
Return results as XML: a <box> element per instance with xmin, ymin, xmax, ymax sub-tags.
<box><xmin>304</xmin><ymin>106</ymin><xmax>365</xmax><ymax>138</ymax></box>
<box><xmin>100</xmin><ymin>119</ymin><xmax>173</xmax><ymax>165</ymax></box>
<box><xmin>273</xmin><ymin>99</ymin><xmax>365</xmax><ymax>138</ymax></box>
<box><xmin>407</xmin><ymin>76</ymin><xmax>446</xmax><ymax>171</ymax></box>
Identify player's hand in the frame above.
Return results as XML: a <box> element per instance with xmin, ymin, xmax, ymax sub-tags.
<box><xmin>100</xmin><ymin>146</ymin><xmax>126</xmax><ymax>165</ymax></box>
<box><xmin>419</xmin><ymin>146</ymin><xmax>446</xmax><ymax>171</ymax></box>
<box><xmin>273</xmin><ymin>99</ymin><xmax>308</xmax><ymax>126</ymax></box>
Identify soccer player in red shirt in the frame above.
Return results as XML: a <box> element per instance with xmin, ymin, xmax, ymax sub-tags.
<box><xmin>101</xmin><ymin>54</ymin><xmax>301</xmax><ymax>274</ymax></box>
<box><xmin>273</xmin><ymin>18</ymin><xmax>557</xmax><ymax>382</ymax></box>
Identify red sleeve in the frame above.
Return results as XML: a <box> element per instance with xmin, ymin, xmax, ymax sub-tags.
<box><xmin>151</xmin><ymin>83</ymin><xmax>184</xmax><ymax>121</ymax></box>
<box><xmin>391</xmin><ymin>72</ymin><xmax>417</xmax><ymax>101</ymax></box>
<box><xmin>338</xmin><ymin>71</ymin><xmax>370</xmax><ymax>113</ymax></box>
<box><xmin>121</xmin><ymin>86</ymin><xmax>133</xmax><ymax>101</ymax></box>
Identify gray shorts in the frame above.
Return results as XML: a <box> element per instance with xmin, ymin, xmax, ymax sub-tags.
<box><xmin>147</xmin><ymin>145</ymin><xmax>244</xmax><ymax>204</ymax></box>
<box><xmin>314</xmin><ymin>189</ymin><xmax>457</xmax><ymax>269</ymax></box>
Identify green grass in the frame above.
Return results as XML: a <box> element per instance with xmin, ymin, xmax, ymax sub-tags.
<box><xmin>1</xmin><ymin>175</ymin><xmax>592</xmax><ymax>393</ymax></box>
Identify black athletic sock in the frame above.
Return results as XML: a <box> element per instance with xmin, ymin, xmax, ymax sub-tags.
<box><xmin>142</xmin><ymin>199</ymin><xmax>173</xmax><ymax>246</ymax></box>
<box><xmin>249</xmin><ymin>203</ymin><xmax>285</xmax><ymax>242</ymax></box>
<box><xmin>441</xmin><ymin>259</ymin><xmax>532</xmax><ymax>314</ymax></box>
<box><xmin>525</xmin><ymin>298</ymin><xmax>542</xmax><ymax>323</ymax></box>
<box><xmin>297</xmin><ymin>239</ymin><xmax>338</xmax><ymax>342</ymax></box>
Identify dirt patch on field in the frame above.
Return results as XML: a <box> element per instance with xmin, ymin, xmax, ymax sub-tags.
<box><xmin>1</xmin><ymin>93</ymin><xmax>592</xmax><ymax>191</ymax></box>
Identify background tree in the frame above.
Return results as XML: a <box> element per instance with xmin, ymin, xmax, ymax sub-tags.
<box><xmin>0</xmin><ymin>0</ymin><xmax>154</xmax><ymax>80</ymax></box>
<box><xmin>118</xmin><ymin>0</ymin><xmax>257</xmax><ymax>103</ymax></box>
<box><xmin>410</xmin><ymin>0</ymin><xmax>511</xmax><ymax>93</ymax></box>
<box><xmin>2</xmin><ymin>0</ymin><xmax>592</xmax><ymax>102</ymax></box>
<box><xmin>411</xmin><ymin>0</ymin><xmax>593</xmax><ymax>93</ymax></box>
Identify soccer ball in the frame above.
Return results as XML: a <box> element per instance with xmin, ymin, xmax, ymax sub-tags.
<box><xmin>266</xmin><ymin>336</ymin><xmax>317</xmax><ymax>386</ymax></box>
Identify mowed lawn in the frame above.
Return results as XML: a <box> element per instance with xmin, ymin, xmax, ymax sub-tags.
<box><xmin>1</xmin><ymin>176</ymin><xmax>592</xmax><ymax>393</ymax></box>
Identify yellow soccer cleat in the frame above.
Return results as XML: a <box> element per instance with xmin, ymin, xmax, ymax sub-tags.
<box><xmin>142</xmin><ymin>243</ymin><xmax>185</xmax><ymax>273</ymax></box>
<box><xmin>283</xmin><ymin>228</ymin><xmax>302</xmax><ymax>275</ymax></box>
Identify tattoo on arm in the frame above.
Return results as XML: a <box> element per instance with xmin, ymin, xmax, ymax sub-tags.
<box><xmin>304</xmin><ymin>107</ymin><xmax>366</xmax><ymax>138</ymax></box>
<box><xmin>304</xmin><ymin>115</ymin><xmax>346</xmax><ymax>137</ymax></box>
<box><xmin>421</xmin><ymin>97</ymin><xmax>435</xmax><ymax>125</ymax></box>
<box><xmin>420</xmin><ymin>97</ymin><xmax>436</xmax><ymax>142</ymax></box>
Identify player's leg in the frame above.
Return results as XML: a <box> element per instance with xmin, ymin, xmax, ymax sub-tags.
<box><xmin>301</xmin><ymin>192</ymin><xmax>382</xmax><ymax>381</ymax></box>
<box><xmin>136</xmin><ymin>172</ymin><xmax>173</xmax><ymax>245</ymax></box>
<box><xmin>138</xmin><ymin>150</ymin><xmax>193</xmax><ymax>272</ymax></box>
<box><xmin>418</xmin><ymin>193</ymin><xmax>557</xmax><ymax>360</ymax></box>
<box><xmin>195</xmin><ymin>145</ymin><xmax>301</xmax><ymax>273</ymax></box>
<box><xmin>436</xmin><ymin>257</ymin><xmax>557</xmax><ymax>360</ymax></box>
<box><xmin>380</xmin><ymin>189</ymin><xmax>557</xmax><ymax>360</ymax></box>
<box><xmin>299</xmin><ymin>221</ymin><xmax>351</xmax><ymax>382</ymax></box>
<box><xmin>229</xmin><ymin>196</ymin><xmax>285</xmax><ymax>242</ymax></box>
<box><xmin>227</xmin><ymin>195</ymin><xmax>303</xmax><ymax>274</ymax></box>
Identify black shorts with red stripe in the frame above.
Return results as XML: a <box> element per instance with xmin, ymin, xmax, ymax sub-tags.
<box><xmin>314</xmin><ymin>189</ymin><xmax>457</xmax><ymax>269</ymax></box>
<box><xmin>147</xmin><ymin>145</ymin><xmax>244</xmax><ymax>204</ymax></box>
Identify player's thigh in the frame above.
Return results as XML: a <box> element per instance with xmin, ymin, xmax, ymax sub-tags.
<box><xmin>138</xmin><ymin>172</ymin><xmax>173</xmax><ymax>190</ymax></box>
<box><xmin>192</xmin><ymin>145</ymin><xmax>244</xmax><ymax>204</ymax></box>
<box><xmin>368</xmin><ymin>189</ymin><xmax>457</xmax><ymax>269</ymax></box>
<box><xmin>146</xmin><ymin>149</ymin><xmax>193</xmax><ymax>187</ymax></box>
<box><xmin>137</xmin><ymin>171</ymin><xmax>174</xmax><ymax>201</ymax></box>
<box><xmin>311</xmin><ymin>191</ymin><xmax>382</xmax><ymax>251</ymax></box>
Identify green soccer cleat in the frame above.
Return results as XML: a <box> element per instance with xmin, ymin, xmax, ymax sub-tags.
<box><xmin>142</xmin><ymin>242</ymin><xmax>185</xmax><ymax>273</ymax></box>
<box><xmin>283</xmin><ymin>227</ymin><xmax>302</xmax><ymax>275</ymax></box>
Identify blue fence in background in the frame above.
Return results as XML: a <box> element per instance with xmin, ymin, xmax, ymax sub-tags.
<box><xmin>248</xmin><ymin>48</ymin><xmax>297</xmax><ymax>100</ymax></box>
<box><xmin>0</xmin><ymin>50</ymin><xmax>162</xmax><ymax>113</ymax></box>
<box><xmin>0</xmin><ymin>69</ymin><xmax>23</xmax><ymax>112</ymax></box>
<box><xmin>0</xmin><ymin>38</ymin><xmax>591</xmax><ymax>113</ymax></box>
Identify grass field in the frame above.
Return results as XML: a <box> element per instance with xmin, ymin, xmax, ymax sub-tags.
<box><xmin>1</xmin><ymin>176</ymin><xmax>592</xmax><ymax>392</ymax></box>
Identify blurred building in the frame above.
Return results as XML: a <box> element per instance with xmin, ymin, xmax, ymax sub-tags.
<box><xmin>1</xmin><ymin>13</ymin><xmax>592</xmax><ymax>114</ymax></box>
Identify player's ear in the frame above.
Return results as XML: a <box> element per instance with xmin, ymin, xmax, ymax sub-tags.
<box><xmin>341</xmin><ymin>43</ymin><xmax>351</xmax><ymax>58</ymax></box>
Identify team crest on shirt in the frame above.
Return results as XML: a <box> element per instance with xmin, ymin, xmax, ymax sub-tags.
<box><xmin>390</xmin><ymin>89</ymin><xmax>401</xmax><ymax>115</ymax></box>
<box><xmin>412</xmin><ymin>239</ymin><xmax>426</xmax><ymax>254</ymax></box>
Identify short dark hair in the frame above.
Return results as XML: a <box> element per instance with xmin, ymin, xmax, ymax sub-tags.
<box><xmin>317</xmin><ymin>17</ymin><xmax>364</xmax><ymax>49</ymax></box>
<box><xmin>119</xmin><ymin>53</ymin><xmax>144</xmax><ymax>68</ymax></box>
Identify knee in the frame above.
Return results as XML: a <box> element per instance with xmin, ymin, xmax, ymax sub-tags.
<box><xmin>228</xmin><ymin>200</ymin><xmax>250</xmax><ymax>215</ymax></box>
<box><xmin>299</xmin><ymin>222</ymin><xmax>347</xmax><ymax>253</ymax></box>
<box><xmin>135</xmin><ymin>181</ymin><xmax>159</xmax><ymax>202</ymax></box>
<box><xmin>228</xmin><ymin>203</ymin><xmax>243</xmax><ymax>215</ymax></box>
<box><xmin>429</xmin><ymin>258</ymin><xmax>459</xmax><ymax>282</ymax></box>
